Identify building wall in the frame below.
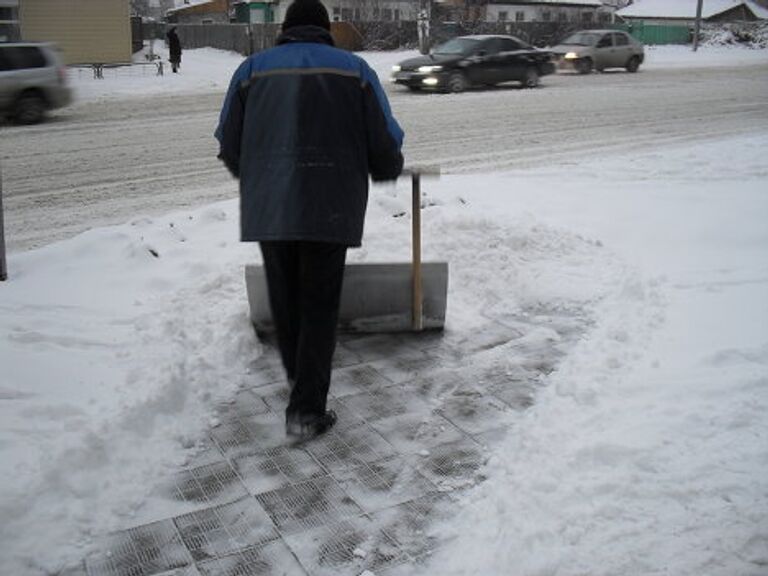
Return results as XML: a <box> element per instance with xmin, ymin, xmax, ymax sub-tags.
<box><xmin>485</xmin><ymin>3</ymin><xmax>610</xmax><ymax>24</ymax></box>
<box><xmin>19</xmin><ymin>0</ymin><xmax>131</xmax><ymax>65</ymax></box>
<box><xmin>166</xmin><ymin>0</ymin><xmax>230</xmax><ymax>23</ymax></box>
<box><xmin>321</xmin><ymin>1</ymin><xmax>419</xmax><ymax>22</ymax></box>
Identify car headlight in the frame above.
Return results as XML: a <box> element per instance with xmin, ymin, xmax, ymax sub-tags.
<box><xmin>417</xmin><ymin>65</ymin><xmax>443</xmax><ymax>73</ymax></box>
<box><xmin>392</xmin><ymin>65</ymin><xmax>402</xmax><ymax>72</ymax></box>
<box><xmin>564</xmin><ymin>52</ymin><xmax>578</xmax><ymax>60</ymax></box>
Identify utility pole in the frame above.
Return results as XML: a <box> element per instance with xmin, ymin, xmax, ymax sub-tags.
<box><xmin>692</xmin><ymin>0</ymin><xmax>704</xmax><ymax>51</ymax></box>
<box><xmin>418</xmin><ymin>0</ymin><xmax>431</xmax><ymax>55</ymax></box>
<box><xmin>1</xmin><ymin>164</ymin><xmax>7</xmax><ymax>281</ymax></box>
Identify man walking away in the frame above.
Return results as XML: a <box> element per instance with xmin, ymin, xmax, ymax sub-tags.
<box><xmin>167</xmin><ymin>27</ymin><xmax>181</xmax><ymax>73</ymax></box>
<box><xmin>215</xmin><ymin>0</ymin><xmax>404</xmax><ymax>441</ymax></box>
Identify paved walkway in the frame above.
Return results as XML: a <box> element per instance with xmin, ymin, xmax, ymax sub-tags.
<box><xmin>76</xmin><ymin>309</ymin><xmax>587</xmax><ymax>576</ymax></box>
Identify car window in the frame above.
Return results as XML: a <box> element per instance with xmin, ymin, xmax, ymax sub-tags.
<box><xmin>482</xmin><ymin>39</ymin><xmax>504</xmax><ymax>55</ymax></box>
<box><xmin>561</xmin><ymin>32</ymin><xmax>599</xmax><ymax>46</ymax></box>
<box><xmin>596</xmin><ymin>34</ymin><xmax>613</xmax><ymax>48</ymax></box>
<box><xmin>0</xmin><ymin>49</ymin><xmax>13</xmax><ymax>72</ymax></box>
<box><xmin>613</xmin><ymin>32</ymin><xmax>629</xmax><ymax>46</ymax></box>
<box><xmin>433</xmin><ymin>37</ymin><xmax>481</xmax><ymax>56</ymax></box>
<box><xmin>499</xmin><ymin>38</ymin><xmax>524</xmax><ymax>52</ymax></box>
<box><xmin>0</xmin><ymin>46</ymin><xmax>47</xmax><ymax>70</ymax></box>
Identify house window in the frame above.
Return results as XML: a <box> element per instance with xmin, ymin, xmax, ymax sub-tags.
<box><xmin>354</xmin><ymin>8</ymin><xmax>360</xmax><ymax>20</ymax></box>
<box><xmin>582</xmin><ymin>12</ymin><xmax>593</xmax><ymax>23</ymax></box>
<box><xmin>201</xmin><ymin>18</ymin><xmax>214</xmax><ymax>24</ymax></box>
<box><xmin>341</xmin><ymin>7</ymin><xmax>352</xmax><ymax>20</ymax></box>
<box><xmin>498</xmin><ymin>11</ymin><xmax>508</xmax><ymax>22</ymax></box>
<box><xmin>542</xmin><ymin>11</ymin><xmax>551</xmax><ymax>22</ymax></box>
<box><xmin>332</xmin><ymin>7</ymin><xmax>340</xmax><ymax>21</ymax></box>
<box><xmin>599</xmin><ymin>11</ymin><xmax>611</xmax><ymax>23</ymax></box>
<box><xmin>515</xmin><ymin>11</ymin><xmax>525</xmax><ymax>22</ymax></box>
<box><xmin>558</xmin><ymin>12</ymin><xmax>567</xmax><ymax>22</ymax></box>
<box><xmin>394</xmin><ymin>9</ymin><xmax>400</xmax><ymax>21</ymax></box>
<box><xmin>382</xmin><ymin>8</ymin><xmax>392</xmax><ymax>21</ymax></box>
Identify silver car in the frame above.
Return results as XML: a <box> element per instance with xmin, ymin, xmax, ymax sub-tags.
<box><xmin>551</xmin><ymin>30</ymin><xmax>644</xmax><ymax>74</ymax></box>
<box><xmin>0</xmin><ymin>42</ymin><xmax>72</xmax><ymax>124</ymax></box>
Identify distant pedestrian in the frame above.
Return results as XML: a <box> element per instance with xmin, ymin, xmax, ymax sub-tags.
<box><xmin>166</xmin><ymin>27</ymin><xmax>182</xmax><ymax>73</ymax></box>
<box><xmin>215</xmin><ymin>0</ymin><xmax>404</xmax><ymax>440</ymax></box>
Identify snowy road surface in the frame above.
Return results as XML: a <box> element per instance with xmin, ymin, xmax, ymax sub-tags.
<box><xmin>2</xmin><ymin>63</ymin><xmax>768</xmax><ymax>253</ymax></box>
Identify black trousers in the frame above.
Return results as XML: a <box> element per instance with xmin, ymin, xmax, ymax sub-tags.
<box><xmin>259</xmin><ymin>241</ymin><xmax>347</xmax><ymax>420</ymax></box>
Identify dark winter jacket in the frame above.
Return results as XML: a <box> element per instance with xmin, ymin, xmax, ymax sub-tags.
<box><xmin>215</xmin><ymin>25</ymin><xmax>404</xmax><ymax>247</ymax></box>
<box><xmin>167</xmin><ymin>29</ymin><xmax>181</xmax><ymax>61</ymax></box>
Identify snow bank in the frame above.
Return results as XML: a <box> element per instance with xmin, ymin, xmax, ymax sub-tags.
<box><xmin>428</xmin><ymin>134</ymin><xmax>768</xmax><ymax>576</ymax></box>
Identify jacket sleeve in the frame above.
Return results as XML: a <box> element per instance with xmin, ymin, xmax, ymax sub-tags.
<box><xmin>361</xmin><ymin>63</ymin><xmax>404</xmax><ymax>182</ymax></box>
<box><xmin>215</xmin><ymin>61</ymin><xmax>250</xmax><ymax>179</ymax></box>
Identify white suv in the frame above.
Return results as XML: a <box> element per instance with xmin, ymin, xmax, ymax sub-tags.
<box><xmin>0</xmin><ymin>42</ymin><xmax>72</xmax><ymax>124</ymax></box>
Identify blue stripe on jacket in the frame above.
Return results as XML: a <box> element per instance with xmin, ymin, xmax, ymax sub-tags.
<box><xmin>214</xmin><ymin>43</ymin><xmax>404</xmax><ymax>150</ymax></box>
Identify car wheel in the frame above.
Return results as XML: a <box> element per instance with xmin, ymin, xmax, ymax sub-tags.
<box><xmin>626</xmin><ymin>56</ymin><xmax>641</xmax><ymax>73</ymax></box>
<box><xmin>14</xmin><ymin>92</ymin><xmax>46</xmax><ymax>125</ymax></box>
<box><xmin>576</xmin><ymin>58</ymin><xmax>593</xmax><ymax>75</ymax></box>
<box><xmin>447</xmin><ymin>72</ymin><xmax>468</xmax><ymax>93</ymax></box>
<box><xmin>523</xmin><ymin>67</ymin><xmax>539</xmax><ymax>88</ymax></box>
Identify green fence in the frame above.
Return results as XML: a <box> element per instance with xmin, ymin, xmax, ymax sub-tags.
<box><xmin>615</xmin><ymin>22</ymin><xmax>692</xmax><ymax>45</ymax></box>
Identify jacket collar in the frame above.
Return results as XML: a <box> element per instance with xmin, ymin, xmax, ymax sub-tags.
<box><xmin>277</xmin><ymin>25</ymin><xmax>335</xmax><ymax>47</ymax></box>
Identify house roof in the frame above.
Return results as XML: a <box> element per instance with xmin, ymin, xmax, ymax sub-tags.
<box><xmin>489</xmin><ymin>0</ymin><xmax>604</xmax><ymax>6</ymax></box>
<box><xmin>167</xmin><ymin>0</ymin><xmax>216</xmax><ymax>13</ymax></box>
<box><xmin>617</xmin><ymin>0</ymin><xmax>768</xmax><ymax>19</ymax></box>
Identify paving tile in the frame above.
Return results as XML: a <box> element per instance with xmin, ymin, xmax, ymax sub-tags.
<box><xmin>209</xmin><ymin>412</ymin><xmax>288</xmax><ymax>458</ymax></box>
<box><xmin>153</xmin><ymin>565</ymin><xmax>202</xmax><ymax>576</ymax></box>
<box><xmin>303</xmin><ymin>421</ymin><xmax>396</xmax><ymax>473</ymax></box>
<box><xmin>324</xmin><ymin>398</ymin><xmax>366</xmax><ymax>431</ymax></box>
<box><xmin>336</xmin><ymin>385</ymin><xmax>430</xmax><ymax>423</ymax></box>
<box><xmin>440</xmin><ymin>320</ymin><xmax>523</xmax><ymax>355</ymax></box>
<box><xmin>369</xmin><ymin>492</ymin><xmax>457</xmax><ymax>560</ymax></box>
<box><xmin>337</xmin><ymin>334</ymin><xmax>414</xmax><ymax>362</ymax></box>
<box><xmin>410</xmin><ymin>438</ymin><xmax>488</xmax><ymax>492</ymax></box>
<box><xmin>245</xmin><ymin>352</ymin><xmax>286</xmax><ymax>389</ymax></box>
<box><xmin>173</xmin><ymin>497</ymin><xmax>278</xmax><ymax>562</ymax></box>
<box><xmin>180</xmin><ymin>438</ymin><xmax>226</xmax><ymax>470</ymax></box>
<box><xmin>160</xmin><ymin>461</ymin><xmax>248</xmax><ymax>509</ymax></box>
<box><xmin>58</xmin><ymin>562</ymin><xmax>88</xmax><ymax>576</ymax></box>
<box><xmin>489</xmin><ymin>378</ymin><xmax>539</xmax><ymax>411</ymax></box>
<box><xmin>255</xmin><ymin>475</ymin><xmax>363</xmax><ymax>536</ymax></box>
<box><xmin>195</xmin><ymin>539</ymin><xmax>307</xmax><ymax>576</ymax></box>
<box><xmin>283</xmin><ymin>515</ymin><xmax>410</xmax><ymax>576</ymax></box>
<box><xmin>332</xmin><ymin>342</ymin><xmax>362</xmax><ymax>368</ymax></box>
<box><xmin>437</xmin><ymin>390</ymin><xmax>519</xmax><ymax>436</ymax></box>
<box><xmin>329</xmin><ymin>364</ymin><xmax>394</xmax><ymax>398</ymax></box>
<box><xmin>473</xmin><ymin>426</ymin><xmax>512</xmax><ymax>448</ymax></box>
<box><xmin>369</xmin><ymin>349</ymin><xmax>450</xmax><ymax>385</ymax></box>
<box><xmin>251</xmin><ymin>381</ymin><xmax>291</xmax><ymax>414</ymax></box>
<box><xmin>85</xmin><ymin>519</ymin><xmax>193</xmax><ymax>576</ymax></box>
<box><xmin>214</xmin><ymin>389</ymin><xmax>270</xmax><ymax>421</ymax></box>
<box><xmin>232</xmin><ymin>445</ymin><xmax>327</xmax><ymax>495</ymax></box>
<box><xmin>397</xmin><ymin>368</ymin><xmax>468</xmax><ymax>403</ymax></box>
<box><xmin>369</xmin><ymin>411</ymin><xmax>467</xmax><ymax>455</ymax></box>
<box><xmin>331</xmin><ymin>456</ymin><xmax>436</xmax><ymax>514</ymax></box>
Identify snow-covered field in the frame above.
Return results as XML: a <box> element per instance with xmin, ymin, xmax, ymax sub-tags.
<box><xmin>1</xmin><ymin>45</ymin><xmax>767</xmax><ymax>575</ymax></box>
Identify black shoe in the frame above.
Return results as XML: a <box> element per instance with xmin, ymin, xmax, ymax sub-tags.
<box><xmin>286</xmin><ymin>410</ymin><xmax>337</xmax><ymax>441</ymax></box>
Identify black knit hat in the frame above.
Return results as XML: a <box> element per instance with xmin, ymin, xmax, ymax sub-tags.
<box><xmin>282</xmin><ymin>0</ymin><xmax>331</xmax><ymax>31</ymax></box>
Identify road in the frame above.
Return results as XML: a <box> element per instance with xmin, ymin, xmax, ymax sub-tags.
<box><xmin>2</xmin><ymin>64</ymin><xmax>767</xmax><ymax>253</ymax></box>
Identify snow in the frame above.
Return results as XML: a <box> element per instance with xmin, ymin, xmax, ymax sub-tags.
<box><xmin>67</xmin><ymin>41</ymin><xmax>768</xmax><ymax>106</ymax></box>
<box><xmin>617</xmin><ymin>0</ymin><xmax>768</xmax><ymax>20</ymax></box>
<box><xmin>2</xmin><ymin>45</ymin><xmax>768</xmax><ymax>575</ymax></box>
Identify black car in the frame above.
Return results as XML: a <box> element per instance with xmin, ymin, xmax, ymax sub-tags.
<box><xmin>391</xmin><ymin>35</ymin><xmax>555</xmax><ymax>93</ymax></box>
